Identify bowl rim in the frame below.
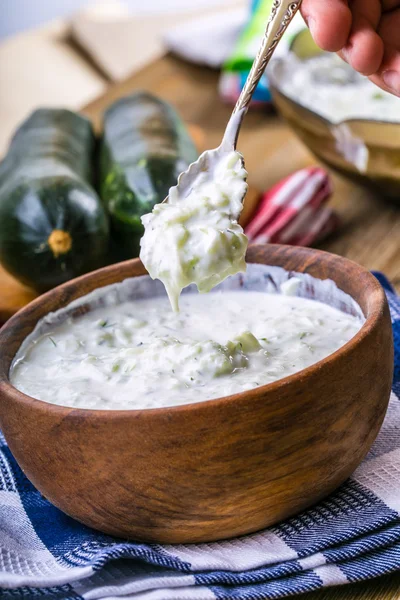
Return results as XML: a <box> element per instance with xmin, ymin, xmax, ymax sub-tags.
<box><xmin>0</xmin><ymin>244</ymin><xmax>387</xmax><ymax>419</ymax></box>
<box><xmin>268</xmin><ymin>56</ymin><xmax>400</xmax><ymax>128</ymax></box>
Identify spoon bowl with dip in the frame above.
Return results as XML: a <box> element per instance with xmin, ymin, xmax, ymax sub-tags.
<box><xmin>140</xmin><ymin>0</ymin><xmax>302</xmax><ymax>311</ymax></box>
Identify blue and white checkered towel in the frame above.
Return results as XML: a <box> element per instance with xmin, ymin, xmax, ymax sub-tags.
<box><xmin>1</xmin><ymin>273</ymin><xmax>400</xmax><ymax>600</ymax></box>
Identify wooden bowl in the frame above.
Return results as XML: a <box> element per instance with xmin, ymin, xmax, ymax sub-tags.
<box><xmin>0</xmin><ymin>245</ymin><xmax>393</xmax><ymax>543</ymax></box>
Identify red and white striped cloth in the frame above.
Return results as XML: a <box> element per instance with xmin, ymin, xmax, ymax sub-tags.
<box><xmin>245</xmin><ymin>167</ymin><xmax>339</xmax><ymax>247</ymax></box>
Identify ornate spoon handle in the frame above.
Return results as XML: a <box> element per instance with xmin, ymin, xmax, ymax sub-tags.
<box><xmin>222</xmin><ymin>0</ymin><xmax>302</xmax><ymax>149</ymax></box>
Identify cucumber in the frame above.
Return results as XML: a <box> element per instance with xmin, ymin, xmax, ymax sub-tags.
<box><xmin>100</xmin><ymin>92</ymin><xmax>198</xmax><ymax>259</ymax></box>
<box><xmin>0</xmin><ymin>109</ymin><xmax>109</xmax><ymax>292</ymax></box>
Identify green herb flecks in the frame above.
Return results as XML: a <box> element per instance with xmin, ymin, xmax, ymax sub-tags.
<box><xmin>99</xmin><ymin>319</ymin><xmax>116</xmax><ymax>329</ymax></box>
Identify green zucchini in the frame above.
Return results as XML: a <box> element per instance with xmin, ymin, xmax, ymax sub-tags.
<box><xmin>100</xmin><ymin>92</ymin><xmax>198</xmax><ymax>259</ymax></box>
<box><xmin>0</xmin><ymin>109</ymin><xmax>109</xmax><ymax>292</ymax></box>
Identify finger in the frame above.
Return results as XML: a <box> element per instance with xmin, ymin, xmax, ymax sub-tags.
<box><xmin>369</xmin><ymin>73</ymin><xmax>400</xmax><ymax>97</ymax></box>
<box><xmin>343</xmin><ymin>30</ymin><xmax>384</xmax><ymax>75</ymax></box>
<box><xmin>379</xmin><ymin>8</ymin><xmax>400</xmax><ymax>49</ymax></box>
<box><xmin>369</xmin><ymin>45</ymin><xmax>400</xmax><ymax>97</ymax></box>
<box><xmin>342</xmin><ymin>0</ymin><xmax>384</xmax><ymax>75</ymax></box>
<box><xmin>377</xmin><ymin>10</ymin><xmax>400</xmax><ymax>94</ymax></box>
<box><xmin>300</xmin><ymin>0</ymin><xmax>352</xmax><ymax>52</ymax></box>
<box><xmin>382</xmin><ymin>1</ymin><xmax>400</xmax><ymax>9</ymax></box>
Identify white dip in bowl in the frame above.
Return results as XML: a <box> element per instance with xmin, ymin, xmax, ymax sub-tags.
<box><xmin>276</xmin><ymin>53</ymin><xmax>400</xmax><ymax>124</ymax></box>
<box><xmin>11</xmin><ymin>265</ymin><xmax>363</xmax><ymax>410</ymax></box>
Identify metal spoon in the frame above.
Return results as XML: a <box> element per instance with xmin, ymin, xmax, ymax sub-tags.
<box><xmin>164</xmin><ymin>0</ymin><xmax>302</xmax><ymax>203</ymax></box>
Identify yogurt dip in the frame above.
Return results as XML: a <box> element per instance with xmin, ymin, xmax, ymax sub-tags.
<box><xmin>11</xmin><ymin>277</ymin><xmax>362</xmax><ymax>410</ymax></box>
<box><xmin>140</xmin><ymin>151</ymin><xmax>248</xmax><ymax>311</ymax></box>
<box><xmin>276</xmin><ymin>53</ymin><xmax>400</xmax><ymax>123</ymax></box>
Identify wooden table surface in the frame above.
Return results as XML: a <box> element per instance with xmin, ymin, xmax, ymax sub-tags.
<box><xmin>1</xmin><ymin>52</ymin><xmax>400</xmax><ymax>597</ymax></box>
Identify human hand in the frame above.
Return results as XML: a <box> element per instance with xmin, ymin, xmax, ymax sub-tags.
<box><xmin>300</xmin><ymin>0</ymin><xmax>400</xmax><ymax>96</ymax></box>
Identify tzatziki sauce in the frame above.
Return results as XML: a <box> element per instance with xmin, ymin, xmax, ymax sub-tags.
<box><xmin>140</xmin><ymin>151</ymin><xmax>248</xmax><ymax>311</ymax></box>
<box><xmin>277</xmin><ymin>53</ymin><xmax>400</xmax><ymax>124</ymax></box>
<box><xmin>11</xmin><ymin>284</ymin><xmax>361</xmax><ymax>410</ymax></box>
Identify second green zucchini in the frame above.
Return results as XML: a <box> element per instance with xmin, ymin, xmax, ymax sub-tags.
<box><xmin>100</xmin><ymin>92</ymin><xmax>198</xmax><ymax>259</ymax></box>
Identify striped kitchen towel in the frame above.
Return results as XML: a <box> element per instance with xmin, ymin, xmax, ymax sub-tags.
<box><xmin>245</xmin><ymin>167</ymin><xmax>340</xmax><ymax>247</ymax></box>
<box><xmin>0</xmin><ymin>273</ymin><xmax>399</xmax><ymax>600</ymax></box>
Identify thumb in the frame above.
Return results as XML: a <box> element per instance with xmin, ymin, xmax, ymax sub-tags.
<box><xmin>301</xmin><ymin>0</ymin><xmax>351</xmax><ymax>52</ymax></box>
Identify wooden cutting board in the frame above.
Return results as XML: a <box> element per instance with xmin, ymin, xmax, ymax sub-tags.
<box><xmin>0</xmin><ymin>267</ymin><xmax>37</xmax><ymax>324</ymax></box>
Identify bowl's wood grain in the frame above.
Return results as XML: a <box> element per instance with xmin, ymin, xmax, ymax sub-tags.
<box><xmin>0</xmin><ymin>245</ymin><xmax>393</xmax><ymax>543</ymax></box>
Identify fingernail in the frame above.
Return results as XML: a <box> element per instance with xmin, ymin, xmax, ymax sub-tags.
<box><xmin>341</xmin><ymin>48</ymin><xmax>350</xmax><ymax>62</ymax></box>
<box><xmin>304</xmin><ymin>15</ymin><xmax>316</xmax><ymax>38</ymax></box>
<box><xmin>341</xmin><ymin>44</ymin><xmax>352</xmax><ymax>63</ymax></box>
<box><xmin>383</xmin><ymin>71</ymin><xmax>400</xmax><ymax>95</ymax></box>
